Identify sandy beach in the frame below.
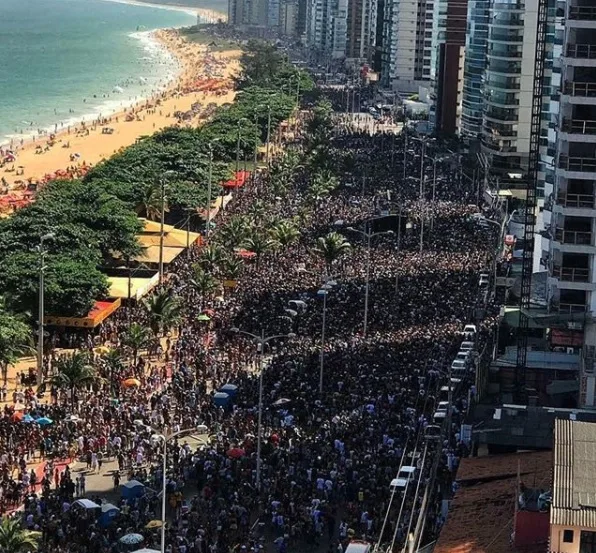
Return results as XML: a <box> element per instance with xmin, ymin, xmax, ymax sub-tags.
<box><xmin>0</xmin><ymin>28</ymin><xmax>241</xmax><ymax>212</ymax></box>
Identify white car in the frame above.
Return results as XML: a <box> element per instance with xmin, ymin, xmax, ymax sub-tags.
<box><xmin>460</xmin><ymin>341</ymin><xmax>475</xmax><ymax>352</ymax></box>
<box><xmin>390</xmin><ymin>466</ymin><xmax>417</xmax><ymax>489</ymax></box>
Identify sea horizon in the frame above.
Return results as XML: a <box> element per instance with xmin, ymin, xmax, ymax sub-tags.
<box><xmin>0</xmin><ymin>0</ymin><xmax>223</xmax><ymax>148</ymax></box>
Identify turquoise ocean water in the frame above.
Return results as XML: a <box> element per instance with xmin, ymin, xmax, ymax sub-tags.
<box><xmin>0</xmin><ymin>0</ymin><xmax>202</xmax><ymax>145</ymax></box>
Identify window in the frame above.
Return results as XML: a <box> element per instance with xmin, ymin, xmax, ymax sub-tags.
<box><xmin>564</xmin><ymin>530</ymin><xmax>574</xmax><ymax>543</ymax></box>
<box><xmin>581</xmin><ymin>531</ymin><xmax>596</xmax><ymax>553</ymax></box>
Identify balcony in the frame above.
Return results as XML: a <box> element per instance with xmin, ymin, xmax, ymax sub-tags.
<box><xmin>568</xmin><ymin>6</ymin><xmax>596</xmax><ymax>20</ymax></box>
<box><xmin>561</xmin><ymin>118</ymin><xmax>596</xmax><ymax>134</ymax></box>
<box><xmin>565</xmin><ymin>44</ymin><xmax>596</xmax><ymax>59</ymax></box>
<box><xmin>562</xmin><ymin>81</ymin><xmax>596</xmax><ymax>98</ymax></box>
<box><xmin>557</xmin><ymin>192</ymin><xmax>596</xmax><ymax>209</ymax></box>
<box><xmin>558</xmin><ymin>155</ymin><xmax>596</xmax><ymax>174</ymax></box>
<box><xmin>552</xmin><ymin>266</ymin><xmax>590</xmax><ymax>282</ymax></box>
<box><xmin>554</xmin><ymin>227</ymin><xmax>593</xmax><ymax>246</ymax></box>
<box><xmin>558</xmin><ymin>302</ymin><xmax>589</xmax><ymax>314</ymax></box>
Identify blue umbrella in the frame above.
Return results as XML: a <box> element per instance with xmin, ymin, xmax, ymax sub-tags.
<box><xmin>22</xmin><ymin>414</ymin><xmax>34</xmax><ymax>423</ymax></box>
<box><xmin>35</xmin><ymin>417</ymin><xmax>53</xmax><ymax>426</ymax></box>
<box><xmin>119</xmin><ymin>533</ymin><xmax>144</xmax><ymax>545</ymax></box>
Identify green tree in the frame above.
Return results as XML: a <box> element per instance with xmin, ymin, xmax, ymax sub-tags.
<box><xmin>269</xmin><ymin>220</ymin><xmax>300</xmax><ymax>248</ymax></box>
<box><xmin>99</xmin><ymin>348</ymin><xmax>124</xmax><ymax>395</ymax></box>
<box><xmin>218</xmin><ymin>215</ymin><xmax>251</xmax><ymax>250</ymax></box>
<box><xmin>122</xmin><ymin>323</ymin><xmax>152</xmax><ymax>366</ymax></box>
<box><xmin>198</xmin><ymin>244</ymin><xmax>227</xmax><ymax>274</ymax></box>
<box><xmin>314</xmin><ymin>232</ymin><xmax>351</xmax><ymax>274</ymax></box>
<box><xmin>189</xmin><ymin>265</ymin><xmax>218</xmax><ymax>308</ymax></box>
<box><xmin>139</xmin><ymin>182</ymin><xmax>165</xmax><ymax>221</ymax></box>
<box><xmin>0</xmin><ymin>299</ymin><xmax>32</xmax><ymax>385</ymax></box>
<box><xmin>0</xmin><ymin>518</ymin><xmax>40</xmax><ymax>553</ymax></box>
<box><xmin>222</xmin><ymin>257</ymin><xmax>244</xmax><ymax>281</ymax></box>
<box><xmin>144</xmin><ymin>289</ymin><xmax>182</xmax><ymax>335</ymax></box>
<box><xmin>244</xmin><ymin>231</ymin><xmax>277</xmax><ymax>267</ymax></box>
<box><xmin>45</xmin><ymin>352</ymin><xmax>102</xmax><ymax>401</ymax></box>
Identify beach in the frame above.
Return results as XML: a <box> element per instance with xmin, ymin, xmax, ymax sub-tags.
<box><xmin>0</xmin><ymin>28</ymin><xmax>241</xmax><ymax>211</ymax></box>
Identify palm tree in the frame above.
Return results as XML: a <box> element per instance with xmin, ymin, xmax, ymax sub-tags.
<box><xmin>140</xmin><ymin>182</ymin><xmax>167</xmax><ymax>221</ymax></box>
<box><xmin>45</xmin><ymin>352</ymin><xmax>102</xmax><ymax>401</ymax></box>
<box><xmin>307</xmin><ymin>171</ymin><xmax>338</xmax><ymax>205</ymax></box>
<box><xmin>269</xmin><ymin>220</ymin><xmax>300</xmax><ymax>248</ymax></box>
<box><xmin>144</xmin><ymin>289</ymin><xmax>182</xmax><ymax>335</ymax></box>
<box><xmin>314</xmin><ymin>232</ymin><xmax>351</xmax><ymax>274</ymax></box>
<box><xmin>218</xmin><ymin>216</ymin><xmax>251</xmax><ymax>250</ymax></box>
<box><xmin>100</xmin><ymin>348</ymin><xmax>124</xmax><ymax>395</ymax></box>
<box><xmin>198</xmin><ymin>243</ymin><xmax>227</xmax><ymax>274</ymax></box>
<box><xmin>189</xmin><ymin>265</ymin><xmax>218</xmax><ymax>308</ymax></box>
<box><xmin>223</xmin><ymin>257</ymin><xmax>244</xmax><ymax>281</ymax></box>
<box><xmin>122</xmin><ymin>323</ymin><xmax>152</xmax><ymax>366</ymax></box>
<box><xmin>0</xmin><ymin>297</ymin><xmax>33</xmax><ymax>385</ymax></box>
<box><xmin>244</xmin><ymin>231</ymin><xmax>277</xmax><ymax>267</ymax></box>
<box><xmin>0</xmin><ymin>518</ymin><xmax>40</xmax><ymax>553</ymax></box>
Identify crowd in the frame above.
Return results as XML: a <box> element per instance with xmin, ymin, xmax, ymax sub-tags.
<box><xmin>4</xmin><ymin>118</ymin><xmax>499</xmax><ymax>553</ymax></box>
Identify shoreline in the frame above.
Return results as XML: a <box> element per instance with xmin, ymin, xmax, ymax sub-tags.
<box><xmin>0</xmin><ymin>29</ymin><xmax>241</xmax><ymax>208</ymax></box>
<box><xmin>0</xmin><ymin>30</ymin><xmax>180</xmax><ymax>151</ymax></box>
<box><xmin>97</xmin><ymin>0</ymin><xmax>227</xmax><ymax>21</ymax></box>
<box><xmin>0</xmin><ymin>0</ymin><xmax>227</xmax><ymax>151</ymax></box>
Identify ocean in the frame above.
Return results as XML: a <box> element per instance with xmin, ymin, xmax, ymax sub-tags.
<box><xmin>0</xmin><ymin>0</ymin><xmax>207</xmax><ymax>145</ymax></box>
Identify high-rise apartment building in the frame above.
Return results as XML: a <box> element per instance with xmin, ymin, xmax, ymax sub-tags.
<box><xmin>378</xmin><ymin>0</ymin><xmax>434</xmax><ymax>90</ymax></box>
<box><xmin>306</xmin><ymin>0</ymin><xmax>349</xmax><ymax>58</ymax></box>
<box><xmin>459</xmin><ymin>0</ymin><xmax>489</xmax><ymax>140</ymax></box>
<box><xmin>538</xmin><ymin>0</ymin><xmax>596</xmax><ymax>408</ymax></box>
<box><xmin>480</xmin><ymin>0</ymin><xmax>543</xmax><ymax>176</ymax></box>
<box><xmin>430</xmin><ymin>0</ymin><xmax>469</xmax><ymax>134</ymax></box>
<box><xmin>346</xmin><ymin>0</ymin><xmax>377</xmax><ymax>61</ymax></box>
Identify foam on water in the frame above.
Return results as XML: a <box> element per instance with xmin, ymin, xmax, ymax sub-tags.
<box><xmin>0</xmin><ymin>0</ymin><xmax>195</xmax><ymax>147</ymax></box>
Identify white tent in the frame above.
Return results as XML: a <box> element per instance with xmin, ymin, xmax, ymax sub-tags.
<box><xmin>133</xmin><ymin>549</ymin><xmax>161</xmax><ymax>553</ymax></box>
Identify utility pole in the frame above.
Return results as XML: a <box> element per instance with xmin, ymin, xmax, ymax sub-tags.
<box><xmin>206</xmin><ymin>144</ymin><xmax>213</xmax><ymax>238</ymax></box>
<box><xmin>158</xmin><ymin>176</ymin><xmax>166</xmax><ymax>284</ymax></box>
<box><xmin>235</xmin><ymin>120</ymin><xmax>242</xmax><ymax>175</ymax></box>
<box><xmin>37</xmin><ymin>233</ymin><xmax>54</xmax><ymax>385</ymax></box>
<box><xmin>265</xmin><ymin>104</ymin><xmax>272</xmax><ymax>166</ymax></box>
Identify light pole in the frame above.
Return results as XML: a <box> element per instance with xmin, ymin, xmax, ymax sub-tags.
<box><xmin>153</xmin><ymin>425</ymin><xmax>209</xmax><ymax>553</ymax></box>
<box><xmin>158</xmin><ymin>171</ymin><xmax>176</xmax><ymax>284</ymax></box>
<box><xmin>37</xmin><ymin>233</ymin><xmax>54</xmax><ymax>385</ymax></box>
<box><xmin>206</xmin><ymin>142</ymin><xmax>216</xmax><ymax>239</ymax></box>
<box><xmin>235</xmin><ymin>118</ymin><xmax>250</xmax><ymax>175</ymax></box>
<box><xmin>346</xmin><ymin>224</ymin><xmax>394</xmax><ymax>338</ymax></box>
<box><xmin>317</xmin><ymin>279</ymin><xmax>337</xmax><ymax>394</ymax></box>
<box><xmin>230</xmin><ymin>327</ymin><xmax>295</xmax><ymax>489</ymax></box>
<box><xmin>265</xmin><ymin>104</ymin><xmax>272</xmax><ymax>166</ymax></box>
<box><xmin>411</xmin><ymin>136</ymin><xmax>434</xmax><ymax>252</ymax></box>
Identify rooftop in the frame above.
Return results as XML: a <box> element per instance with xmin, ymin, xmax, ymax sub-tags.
<box><xmin>435</xmin><ymin>451</ymin><xmax>552</xmax><ymax>553</ymax></box>
<box><xmin>552</xmin><ymin>419</ymin><xmax>596</xmax><ymax>528</ymax></box>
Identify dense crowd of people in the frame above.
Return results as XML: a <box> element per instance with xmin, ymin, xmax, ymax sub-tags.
<box><xmin>4</xmin><ymin>114</ymin><xmax>499</xmax><ymax>553</ymax></box>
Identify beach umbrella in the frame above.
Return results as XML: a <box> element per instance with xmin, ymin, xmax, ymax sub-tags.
<box><xmin>13</xmin><ymin>403</ymin><xmax>26</xmax><ymax>411</ymax></box>
<box><xmin>122</xmin><ymin>378</ymin><xmax>141</xmax><ymax>388</ymax></box>
<box><xmin>35</xmin><ymin>417</ymin><xmax>53</xmax><ymax>426</ymax></box>
<box><xmin>11</xmin><ymin>411</ymin><xmax>24</xmax><ymax>422</ymax></box>
<box><xmin>226</xmin><ymin>447</ymin><xmax>245</xmax><ymax>459</ymax></box>
<box><xmin>119</xmin><ymin>533</ymin><xmax>144</xmax><ymax>545</ymax></box>
<box><xmin>145</xmin><ymin>520</ymin><xmax>163</xmax><ymax>529</ymax></box>
<box><xmin>197</xmin><ymin>314</ymin><xmax>211</xmax><ymax>322</ymax></box>
<box><xmin>22</xmin><ymin>414</ymin><xmax>35</xmax><ymax>423</ymax></box>
<box><xmin>236</xmin><ymin>249</ymin><xmax>256</xmax><ymax>259</ymax></box>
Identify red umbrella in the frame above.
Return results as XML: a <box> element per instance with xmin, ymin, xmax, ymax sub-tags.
<box><xmin>236</xmin><ymin>249</ymin><xmax>256</xmax><ymax>259</ymax></box>
<box><xmin>226</xmin><ymin>447</ymin><xmax>245</xmax><ymax>459</ymax></box>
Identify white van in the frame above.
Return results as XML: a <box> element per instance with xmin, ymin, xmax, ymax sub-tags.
<box><xmin>451</xmin><ymin>359</ymin><xmax>467</xmax><ymax>376</ymax></box>
<box><xmin>345</xmin><ymin>541</ymin><xmax>371</xmax><ymax>553</ymax></box>
<box><xmin>390</xmin><ymin>466</ymin><xmax>417</xmax><ymax>489</ymax></box>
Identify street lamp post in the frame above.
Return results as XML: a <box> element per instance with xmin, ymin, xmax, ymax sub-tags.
<box><xmin>153</xmin><ymin>426</ymin><xmax>210</xmax><ymax>553</ymax></box>
<box><xmin>265</xmin><ymin>104</ymin><xmax>272</xmax><ymax>166</ymax></box>
<box><xmin>317</xmin><ymin>278</ymin><xmax>337</xmax><ymax>394</ymax></box>
<box><xmin>206</xmin><ymin>144</ymin><xmax>214</xmax><ymax>238</ymax></box>
<box><xmin>158</xmin><ymin>171</ymin><xmax>176</xmax><ymax>284</ymax></box>
<box><xmin>37</xmin><ymin>233</ymin><xmax>54</xmax><ymax>385</ymax></box>
<box><xmin>346</xmin><ymin>224</ymin><xmax>394</xmax><ymax>338</ymax></box>
<box><xmin>230</xmin><ymin>327</ymin><xmax>295</xmax><ymax>489</ymax></box>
